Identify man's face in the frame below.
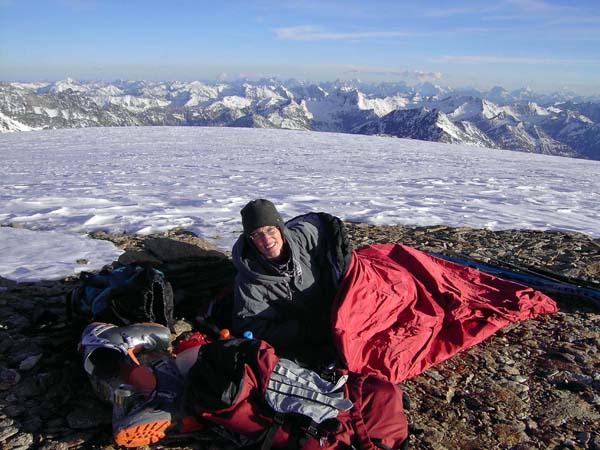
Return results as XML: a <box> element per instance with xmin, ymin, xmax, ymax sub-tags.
<box><xmin>249</xmin><ymin>226</ymin><xmax>284</xmax><ymax>261</ymax></box>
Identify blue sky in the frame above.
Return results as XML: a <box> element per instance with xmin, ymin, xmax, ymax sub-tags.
<box><xmin>1</xmin><ymin>0</ymin><xmax>599</xmax><ymax>94</ymax></box>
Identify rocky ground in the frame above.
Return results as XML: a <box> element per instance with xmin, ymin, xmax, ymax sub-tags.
<box><xmin>0</xmin><ymin>224</ymin><xmax>599</xmax><ymax>450</ymax></box>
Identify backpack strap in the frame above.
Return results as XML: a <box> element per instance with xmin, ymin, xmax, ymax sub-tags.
<box><xmin>297</xmin><ymin>419</ymin><xmax>320</xmax><ymax>449</ymax></box>
<box><xmin>371</xmin><ymin>439</ymin><xmax>393</xmax><ymax>450</ymax></box>
<box><xmin>260</xmin><ymin>412</ymin><xmax>285</xmax><ymax>450</ymax></box>
<box><xmin>260</xmin><ymin>414</ymin><xmax>322</xmax><ymax>450</ymax></box>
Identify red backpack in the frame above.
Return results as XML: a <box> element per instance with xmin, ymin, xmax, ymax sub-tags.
<box><xmin>182</xmin><ymin>338</ymin><xmax>408</xmax><ymax>449</ymax></box>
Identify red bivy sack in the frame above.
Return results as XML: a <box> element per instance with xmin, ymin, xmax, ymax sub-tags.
<box><xmin>332</xmin><ymin>244</ymin><xmax>558</xmax><ymax>384</ymax></box>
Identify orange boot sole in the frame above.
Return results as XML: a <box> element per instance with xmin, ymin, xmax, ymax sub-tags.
<box><xmin>114</xmin><ymin>418</ymin><xmax>171</xmax><ymax>447</ymax></box>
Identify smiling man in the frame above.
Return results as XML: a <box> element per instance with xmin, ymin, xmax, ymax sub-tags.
<box><xmin>248</xmin><ymin>225</ymin><xmax>285</xmax><ymax>262</ymax></box>
<box><xmin>231</xmin><ymin>199</ymin><xmax>351</xmax><ymax>362</ymax></box>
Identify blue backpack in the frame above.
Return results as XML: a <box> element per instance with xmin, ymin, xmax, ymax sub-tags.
<box><xmin>67</xmin><ymin>264</ymin><xmax>175</xmax><ymax>330</ymax></box>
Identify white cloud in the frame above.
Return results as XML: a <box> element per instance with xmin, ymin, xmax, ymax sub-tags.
<box><xmin>272</xmin><ymin>25</ymin><xmax>412</xmax><ymax>41</ymax></box>
<box><xmin>422</xmin><ymin>7</ymin><xmax>483</xmax><ymax>18</ymax></box>
<box><xmin>58</xmin><ymin>0</ymin><xmax>97</xmax><ymax>7</ymax></box>
<box><xmin>342</xmin><ymin>66</ymin><xmax>442</xmax><ymax>82</ymax></box>
<box><xmin>504</xmin><ymin>0</ymin><xmax>564</xmax><ymax>12</ymax></box>
<box><xmin>436</xmin><ymin>55</ymin><xmax>598</xmax><ymax>65</ymax></box>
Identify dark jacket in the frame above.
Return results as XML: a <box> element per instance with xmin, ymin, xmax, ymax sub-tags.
<box><xmin>231</xmin><ymin>212</ymin><xmax>351</xmax><ymax>352</ymax></box>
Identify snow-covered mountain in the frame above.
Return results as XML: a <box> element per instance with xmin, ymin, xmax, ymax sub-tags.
<box><xmin>0</xmin><ymin>111</ymin><xmax>34</xmax><ymax>132</ymax></box>
<box><xmin>1</xmin><ymin>79</ymin><xmax>598</xmax><ymax>160</ymax></box>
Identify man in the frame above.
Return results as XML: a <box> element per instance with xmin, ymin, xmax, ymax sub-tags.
<box><xmin>231</xmin><ymin>199</ymin><xmax>351</xmax><ymax>359</ymax></box>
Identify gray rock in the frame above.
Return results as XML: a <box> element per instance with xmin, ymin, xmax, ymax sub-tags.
<box><xmin>3</xmin><ymin>404</ymin><xmax>26</xmax><ymax>418</ymax></box>
<box><xmin>500</xmin><ymin>380</ymin><xmax>530</xmax><ymax>394</ymax></box>
<box><xmin>59</xmin><ymin>431</ymin><xmax>98</xmax><ymax>448</ymax></box>
<box><xmin>66</xmin><ymin>404</ymin><xmax>111</xmax><ymax>430</ymax></box>
<box><xmin>18</xmin><ymin>353</ymin><xmax>42</xmax><ymax>371</ymax></box>
<box><xmin>0</xmin><ymin>422</ymin><xmax>18</xmax><ymax>442</ymax></box>
<box><xmin>425</xmin><ymin>370</ymin><xmax>445</xmax><ymax>381</ymax></box>
<box><xmin>12</xmin><ymin>376</ymin><xmax>44</xmax><ymax>398</ymax></box>
<box><xmin>539</xmin><ymin>394</ymin><xmax>600</xmax><ymax>427</ymax></box>
<box><xmin>576</xmin><ymin>431</ymin><xmax>592</xmax><ymax>445</ymax></box>
<box><xmin>3</xmin><ymin>431</ymin><xmax>34</xmax><ymax>449</ymax></box>
<box><xmin>37</xmin><ymin>442</ymin><xmax>69</xmax><ymax>450</ymax></box>
<box><xmin>510</xmin><ymin>375</ymin><xmax>528</xmax><ymax>383</ymax></box>
<box><xmin>502</xmin><ymin>365</ymin><xmax>521</xmax><ymax>375</ymax></box>
<box><xmin>0</xmin><ymin>368</ymin><xmax>21</xmax><ymax>391</ymax></box>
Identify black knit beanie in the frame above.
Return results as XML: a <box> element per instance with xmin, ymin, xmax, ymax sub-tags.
<box><xmin>241</xmin><ymin>199</ymin><xmax>284</xmax><ymax>236</ymax></box>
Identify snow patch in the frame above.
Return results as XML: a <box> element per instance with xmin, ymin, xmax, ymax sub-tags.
<box><xmin>0</xmin><ymin>227</ymin><xmax>122</xmax><ymax>282</ymax></box>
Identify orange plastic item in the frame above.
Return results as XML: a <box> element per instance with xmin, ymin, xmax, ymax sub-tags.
<box><xmin>219</xmin><ymin>328</ymin><xmax>231</xmax><ymax>339</ymax></box>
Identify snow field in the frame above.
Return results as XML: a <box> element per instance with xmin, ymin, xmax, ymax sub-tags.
<box><xmin>0</xmin><ymin>126</ymin><xmax>598</xmax><ymax>281</ymax></box>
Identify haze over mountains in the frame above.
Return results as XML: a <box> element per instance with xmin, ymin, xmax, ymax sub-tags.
<box><xmin>1</xmin><ymin>78</ymin><xmax>599</xmax><ymax>160</ymax></box>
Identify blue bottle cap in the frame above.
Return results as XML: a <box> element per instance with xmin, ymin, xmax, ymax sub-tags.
<box><xmin>242</xmin><ymin>331</ymin><xmax>253</xmax><ymax>339</ymax></box>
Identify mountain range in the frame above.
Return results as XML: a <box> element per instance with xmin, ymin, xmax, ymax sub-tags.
<box><xmin>1</xmin><ymin>78</ymin><xmax>599</xmax><ymax>160</ymax></box>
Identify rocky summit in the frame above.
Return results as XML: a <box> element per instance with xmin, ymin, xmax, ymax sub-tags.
<box><xmin>0</xmin><ymin>224</ymin><xmax>598</xmax><ymax>450</ymax></box>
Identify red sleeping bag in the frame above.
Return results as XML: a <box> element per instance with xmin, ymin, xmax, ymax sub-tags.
<box><xmin>332</xmin><ymin>244</ymin><xmax>558</xmax><ymax>384</ymax></box>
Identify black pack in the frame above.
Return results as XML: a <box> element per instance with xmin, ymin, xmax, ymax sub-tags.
<box><xmin>67</xmin><ymin>264</ymin><xmax>175</xmax><ymax>330</ymax></box>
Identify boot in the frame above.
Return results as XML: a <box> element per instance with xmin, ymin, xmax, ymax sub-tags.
<box><xmin>79</xmin><ymin>322</ymin><xmax>171</xmax><ymax>377</ymax></box>
<box><xmin>112</xmin><ymin>357</ymin><xmax>189</xmax><ymax>447</ymax></box>
<box><xmin>79</xmin><ymin>322</ymin><xmax>171</xmax><ymax>403</ymax></box>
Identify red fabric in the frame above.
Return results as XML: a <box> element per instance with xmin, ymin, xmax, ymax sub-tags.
<box><xmin>192</xmin><ymin>340</ymin><xmax>292</xmax><ymax>446</ymax></box>
<box><xmin>172</xmin><ymin>331</ymin><xmax>211</xmax><ymax>354</ymax></box>
<box><xmin>304</xmin><ymin>374</ymin><xmax>409</xmax><ymax>450</ymax></box>
<box><xmin>332</xmin><ymin>244</ymin><xmax>558</xmax><ymax>384</ymax></box>
<box><xmin>346</xmin><ymin>374</ymin><xmax>408</xmax><ymax>450</ymax></box>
